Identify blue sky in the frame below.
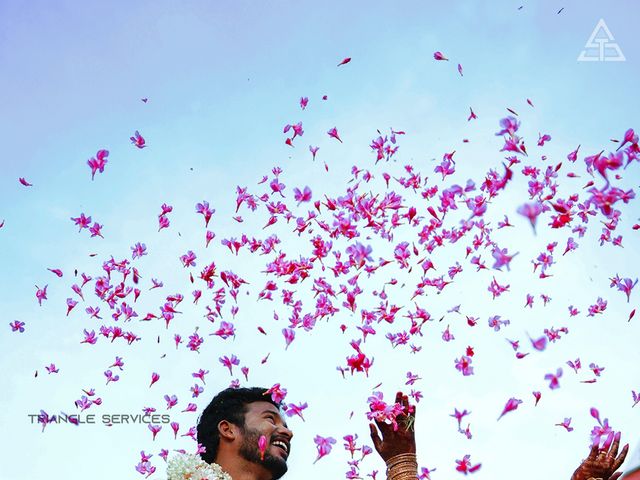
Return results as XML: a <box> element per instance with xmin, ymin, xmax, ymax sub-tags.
<box><xmin>1</xmin><ymin>1</ymin><xmax>639</xmax><ymax>479</ymax></box>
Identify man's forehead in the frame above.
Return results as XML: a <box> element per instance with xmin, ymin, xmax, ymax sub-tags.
<box><xmin>246</xmin><ymin>400</ymin><xmax>281</xmax><ymax>415</ymax></box>
<box><xmin>245</xmin><ymin>401</ymin><xmax>289</xmax><ymax>427</ymax></box>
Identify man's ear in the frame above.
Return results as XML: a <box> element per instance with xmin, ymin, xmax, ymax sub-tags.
<box><xmin>217</xmin><ymin>420</ymin><xmax>238</xmax><ymax>441</ymax></box>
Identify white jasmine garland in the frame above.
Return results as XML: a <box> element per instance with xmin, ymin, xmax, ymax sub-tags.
<box><xmin>167</xmin><ymin>453</ymin><xmax>232</xmax><ymax>480</ymax></box>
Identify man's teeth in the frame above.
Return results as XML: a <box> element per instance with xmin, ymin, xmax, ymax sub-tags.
<box><xmin>272</xmin><ymin>440</ymin><xmax>288</xmax><ymax>453</ymax></box>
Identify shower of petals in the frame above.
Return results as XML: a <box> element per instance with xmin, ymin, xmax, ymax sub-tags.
<box><xmin>3</xmin><ymin>47</ymin><xmax>639</xmax><ymax>480</ymax></box>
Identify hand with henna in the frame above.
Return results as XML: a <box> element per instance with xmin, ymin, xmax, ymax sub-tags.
<box><xmin>369</xmin><ymin>391</ymin><xmax>416</xmax><ymax>462</ymax></box>
<box><xmin>572</xmin><ymin>431</ymin><xmax>629</xmax><ymax>480</ymax></box>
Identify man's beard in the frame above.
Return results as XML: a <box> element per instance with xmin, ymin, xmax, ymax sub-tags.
<box><xmin>238</xmin><ymin>427</ymin><xmax>288</xmax><ymax>480</ymax></box>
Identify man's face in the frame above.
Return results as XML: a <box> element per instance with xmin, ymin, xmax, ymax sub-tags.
<box><xmin>237</xmin><ymin>401</ymin><xmax>293</xmax><ymax>480</ymax></box>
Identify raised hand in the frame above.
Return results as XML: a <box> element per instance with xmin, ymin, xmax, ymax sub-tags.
<box><xmin>572</xmin><ymin>432</ymin><xmax>628</xmax><ymax>480</ymax></box>
<box><xmin>369</xmin><ymin>391</ymin><xmax>416</xmax><ymax>462</ymax></box>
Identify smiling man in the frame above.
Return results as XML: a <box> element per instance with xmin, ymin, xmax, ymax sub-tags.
<box><xmin>195</xmin><ymin>387</ymin><xmax>293</xmax><ymax>480</ymax></box>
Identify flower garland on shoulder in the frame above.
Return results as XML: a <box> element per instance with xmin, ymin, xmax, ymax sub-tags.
<box><xmin>167</xmin><ymin>453</ymin><xmax>232</xmax><ymax>480</ymax></box>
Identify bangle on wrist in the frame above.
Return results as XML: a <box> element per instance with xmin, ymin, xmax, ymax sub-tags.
<box><xmin>386</xmin><ymin>453</ymin><xmax>417</xmax><ymax>480</ymax></box>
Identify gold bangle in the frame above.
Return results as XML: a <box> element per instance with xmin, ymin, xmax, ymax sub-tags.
<box><xmin>388</xmin><ymin>464</ymin><xmax>417</xmax><ymax>470</ymax></box>
<box><xmin>386</xmin><ymin>453</ymin><xmax>417</xmax><ymax>467</ymax></box>
<box><xmin>386</xmin><ymin>453</ymin><xmax>417</xmax><ymax>480</ymax></box>
<box><xmin>387</xmin><ymin>468</ymin><xmax>417</xmax><ymax>480</ymax></box>
<box><xmin>388</xmin><ymin>467</ymin><xmax>417</xmax><ymax>474</ymax></box>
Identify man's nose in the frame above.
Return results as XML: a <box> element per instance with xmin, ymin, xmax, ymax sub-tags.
<box><xmin>278</xmin><ymin>424</ymin><xmax>293</xmax><ymax>440</ymax></box>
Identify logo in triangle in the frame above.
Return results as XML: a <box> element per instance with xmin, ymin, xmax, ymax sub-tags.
<box><xmin>578</xmin><ymin>19</ymin><xmax>625</xmax><ymax>62</ymax></box>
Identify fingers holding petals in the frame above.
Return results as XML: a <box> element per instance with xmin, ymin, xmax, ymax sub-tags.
<box><xmin>602</xmin><ymin>431</ymin><xmax>615</xmax><ymax>452</ymax></box>
<box><xmin>587</xmin><ymin>442</ymin><xmax>600</xmax><ymax>461</ymax></box>
<box><xmin>613</xmin><ymin>443</ymin><xmax>629</xmax><ymax>472</ymax></box>
<box><xmin>369</xmin><ymin>423</ymin><xmax>383</xmax><ymax>453</ymax></box>
<box><xmin>374</xmin><ymin>416</ymin><xmax>391</xmax><ymax>438</ymax></box>
<box><xmin>609</xmin><ymin>431</ymin><xmax>621</xmax><ymax>459</ymax></box>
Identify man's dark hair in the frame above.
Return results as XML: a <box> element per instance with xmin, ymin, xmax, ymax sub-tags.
<box><xmin>197</xmin><ymin>387</ymin><xmax>281</xmax><ymax>464</ymax></box>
